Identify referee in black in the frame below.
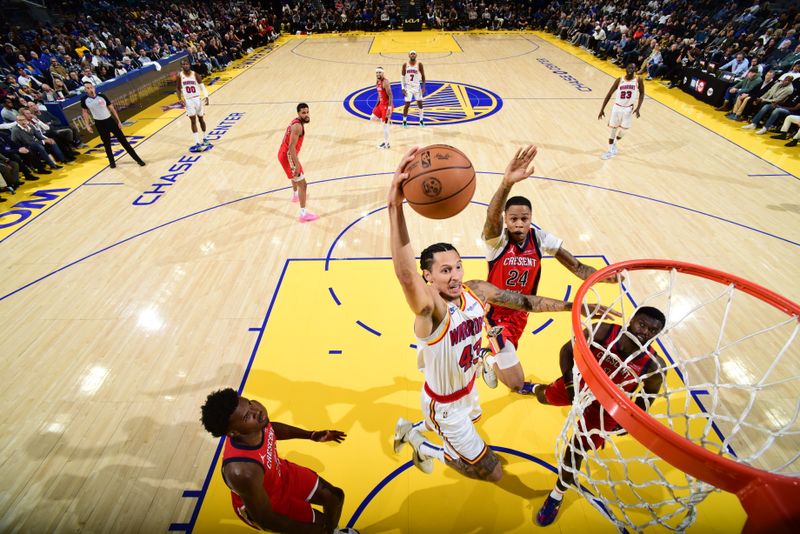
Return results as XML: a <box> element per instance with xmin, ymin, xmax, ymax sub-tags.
<box><xmin>80</xmin><ymin>82</ymin><xmax>145</xmax><ymax>168</ymax></box>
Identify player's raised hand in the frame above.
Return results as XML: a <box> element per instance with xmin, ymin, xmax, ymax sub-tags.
<box><xmin>598</xmin><ymin>110</ymin><xmax>605</xmax><ymax>119</ymax></box>
<box><xmin>388</xmin><ymin>146</ymin><xmax>420</xmax><ymax>206</ymax></box>
<box><xmin>311</xmin><ymin>430</ymin><xmax>346</xmax><ymax>443</ymax></box>
<box><xmin>503</xmin><ymin>144</ymin><xmax>538</xmax><ymax>185</ymax></box>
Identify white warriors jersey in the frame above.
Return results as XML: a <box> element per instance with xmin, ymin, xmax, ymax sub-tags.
<box><xmin>614</xmin><ymin>76</ymin><xmax>639</xmax><ymax>107</ymax></box>
<box><xmin>180</xmin><ymin>71</ymin><xmax>200</xmax><ymax>100</ymax></box>
<box><xmin>404</xmin><ymin>62</ymin><xmax>421</xmax><ymax>89</ymax></box>
<box><xmin>416</xmin><ymin>288</ymin><xmax>485</xmax><ymax>396</ymax></box>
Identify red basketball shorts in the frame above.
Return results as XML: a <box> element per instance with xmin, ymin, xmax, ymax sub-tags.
<box><xmin>278</xmin><ymin>151</ymin><xmax>303</xmax><ymax>180</ymax></box>
<box><xmin>372</xmin><ymin>102</ymin><xmax>390</xmax><ymax>123</ymax></box>
<box><xmin>544</xmin><ymin>377</ymin><xmax>619</xmax><ymax>449</ymax></box>
<box><xmin>233</xmin><ymin>460</ymin><xmax>319</xmax><ymax>528</ymax></box>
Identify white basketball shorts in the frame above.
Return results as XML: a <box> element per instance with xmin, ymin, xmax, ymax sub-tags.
<box><xmin>404</xmin><ymin>88</ymin><xmax>423</xmax><ymax>103</ymax></box>
<box><xmin>420</xmin><ymin>385</ymin><xmax>488</xmax><ymax>464</ymax></box>
<box><xmin>185</xmin><ymin>97</ymin><xmax>205</xmax><ymax>117</ymax></box>
<box><xmin>609</xmin><ymin>105</ymin><xmax>633</xmax><ymax>129</ymax></box>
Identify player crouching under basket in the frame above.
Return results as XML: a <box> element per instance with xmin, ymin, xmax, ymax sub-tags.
<box><xmin>530</xmin><ymin>306</ymin><xmax>667</xmax><ymax>526</ymax></box>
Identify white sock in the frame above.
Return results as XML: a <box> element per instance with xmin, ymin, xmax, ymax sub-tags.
<box><xmin>419</xmin><ymin>441</ymin><xmax>445</xmax><ymax>463</ymax></box>
<box><xmin>408</xmin><ymin>424</ymin><xmax>445</xmax><ymax>463</ymax></box>
<box><xmin>419</xmin><ymin>109</ymin><xmax>424</xmax><ymax>121</ymax></box>
<box><xmin>194</xmin><ymin>131</ymin><xmax>201</xmax><ymax>144</ymax></box>
<box><xmin>549</xmin><ymin>487</ymin><xmax>565</xmax><ymax>501</ymax></box>
<box><xmin>300</xmin><ymin>207</ymin><xmax>306</xmax><ymax>216</ymax></box>
<box><xmin>292</xmin><ymin>190</ymin><xmax>298</xmax><ymax>198</ymax></box>
<box><xmin>383</xmin><ymin>122</ymin><xmax>390</xmax><ymax>143</ymax></box>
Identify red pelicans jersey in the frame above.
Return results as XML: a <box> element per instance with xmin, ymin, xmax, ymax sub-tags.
<box><xmin>485</xmin><ymin>227</ymin><xmax>562</xmax><ymax>346</ymax></box>
<box><xmin>278</xmin><ymin>117</ymin><xmax>304</xmax><ymax>155</ymax></box>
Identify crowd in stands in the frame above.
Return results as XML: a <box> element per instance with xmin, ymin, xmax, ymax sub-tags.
<box><xmin>534</xmin><ymin>1</ymin><xmax>800</xmax><ymax>146</ymax></box>
<box><xmin>0</xmin><ymin>0</ymin><xmax>280</xmax><ymax>202</ymax></box>
<box><xmin>2</xmin><ymin>1</ymin><xmax>799</xmax><ymax>201</ymax></box>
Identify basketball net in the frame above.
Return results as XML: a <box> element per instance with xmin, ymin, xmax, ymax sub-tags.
<box><xmin>557</xmin><ymin>260</ymin><xmax>800</xmax><ymax>532</ymax></box>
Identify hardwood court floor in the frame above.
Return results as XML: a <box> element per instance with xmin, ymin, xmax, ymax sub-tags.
<box><xmin>0</xmin><ymin>31</ymin><xmax>797</xmax><ymax>533</ymax></box>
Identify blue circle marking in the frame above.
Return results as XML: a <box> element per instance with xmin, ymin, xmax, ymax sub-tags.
<box><xmin>343</xmin><ymin>80</ymin><xmax>503</xmax><ymax>126</ymax></box>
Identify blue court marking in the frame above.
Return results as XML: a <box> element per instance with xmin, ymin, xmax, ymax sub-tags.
<box><xmin>545</xmin><ymin>35</ymin><xmax>798</xmax><ymax>180</ymax></box>
<box><xmin>329</xmin><ymin>349</ymin><xmax>343</xmax><ymax>355</ymax></box>
<box><xmin>532</xmin><ymin>318</ymin><xmax>554</xmax><ymax>335</ymax></box>
<box><xmin>328</xmin><ymin>287</ymin><xmax>342</xmax><ymax>305</ymax></box>
<box><xmin>4</xmin><ymin>168</ymin><xmax>798</xmax><ymax>304</ymax></box>
<box><xmin>181</xmin><ymin>259</ymin><xmax>291</xmax><ymax>532</ymax></box>
<box><xmin>0</xmin><ymin>48</ymin><xmax>276</xmax><ymax>245</ymax></box>
<box><xmin>356</xmin><ymin>320</ymin><xmax>382</xmax><ymax>337</ymax></box>
<box><xmin>291</xmin><ymin>35</ymin><xmax>539</xmax><ymax>66</ymax></box>
<box><xmin>248</xmin><ymin>327</ymin><xmax>261</xmax><ymax>332</ymax></box>
<box><xmin>168</xmin><ymin>523</ymin><xmax>190</xmax><ymax>531</ymax></box>
<box><xmin>563</xmin><ymin>284</ymin><xmax>572</xmax><ymax>302</ymax></box>
<box><xmin>747</xmin><ymin>173</ymin><xmax>791</xmax><ymax>177</ymax></box>
<box><xmin>83</xmin><ymin>182</ymin><xmax>124</xmax><ymax>186</ymax></box>
<box><xmin>345</xmin><ymin>445</ymin><xmax>557</xmax><ymax>528</ymax></box>
<box><xmin>343</xmin><ymin>80</ymin><xmax>503</xmax><ymax>126</ymax></box>
<box><xmin>182</xmin><ymin>490</ymin><xmax>202</xmax><ymax>498</ymax></box>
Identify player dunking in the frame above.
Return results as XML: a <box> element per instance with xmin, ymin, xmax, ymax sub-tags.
<box><xmin>278</xmin><ymin>103</ymin><xmax>319</xmax><ymax>223</ymax></box>
<box><xmin>176</xmin><ymin>59</ymin><xmax>211</xmax><ymax>152</ymax></box>
<box><xmin>372</xmin><ymin>67</ymin><xmax>393</xmax><ymax>149</ymax></box>
<box><xmin>200</xmin><ymin>388</ymin><xmax>358</xmax><ymax>533</ymax></box>
<box><xmin>481</xmin><ymin>146</ymin><xmax>618</xmax><ymax>394</ymax></box>
<box><xmin>598</xmin><ymin>63</ymin><xmax>644</xmax><ymax>160</ymax></box>
<box><xmin>388</xmin><ymin>146</ymin><xmax>615</xmax><ymax>480</ymax></box>
<box><xmin>532</xmin><ymin>308</ymin><xmax>666</xmax><ymax>526</ymax></box>
<box><xmin>401</xmin><ymin>50</ymin><xmax>426</xmax><ymax>128</ymax></box>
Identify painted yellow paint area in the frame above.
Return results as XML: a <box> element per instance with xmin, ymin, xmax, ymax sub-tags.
<box><xmin>370</xmin><ymin>31</ymin><xmax>462</xmax><ymax>54</ymax></box>
<box><xmin>192</xmin><ymin>257</ymin><xmax>743</xmax><ymax>532</ymax></box>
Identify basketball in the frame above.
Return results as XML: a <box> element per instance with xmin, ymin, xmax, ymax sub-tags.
<box><xmin>402</xmin><ymin>144</ymin><xmax>476</xmax><ymax>219</ymax></box>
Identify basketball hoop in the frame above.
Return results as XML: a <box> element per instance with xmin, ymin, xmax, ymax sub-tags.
<box><xmin>561</xmin><ymin>259</ymin><xmax>800</xmax><ymax>532</ymax></box>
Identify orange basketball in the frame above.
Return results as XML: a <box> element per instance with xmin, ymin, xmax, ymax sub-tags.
<box><xmin>401</xmin><ymin>144</ymin><xmax>476</xmax><ymax>219</ymax></box>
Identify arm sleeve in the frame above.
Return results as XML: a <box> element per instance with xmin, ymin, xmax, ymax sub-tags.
<box><xmin>200</xmin><ymin>83</ymin><xmax>208</xmax><ymax>98</ymax></box>
<box><xmin>533</xmin><ymin>228</ymin><xmax>564</xmax><ymax>255</ymax></box>
<box><xmin>101</xmin><ymin>94</ymin><xmax>111</xmax><ymax>105</ymax></box>
<box><xmin>80</xmin><ymin>96</ymin><xmax>89</xmax><ymax>109</ymax></box>
<box><xmin>483</xmin><ymin>231</ymin><xmax>509</xmax><ymax>261</ymax></box>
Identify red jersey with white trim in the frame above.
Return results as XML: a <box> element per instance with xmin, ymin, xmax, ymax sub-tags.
<box><xmin>376</xmin><ymin>79</ymin><xmax>390</xmax><ymax>104</ymax></box>
<box><xmin>486</xmin><ymin>228</ymin><xmax>544</xmax><ymax>345</ymax></box>
<box><xmin>589</xmin><ymin>323</ymin><xmax>654</xmax><ymax>393</ymax></box>
<box><xmin>278</xmin><ymin>118</ymin><xmax>304</xmax><ymax>155</ymax></box>
<box><xmin>221</xmin><ymin>423</ymin><xmax>283</xmax><ymax>518</ymax></box>
<box><xmin>415</xmin><ymin>288</ymin><xmax>485</xmax><ymax>397</ymax></box>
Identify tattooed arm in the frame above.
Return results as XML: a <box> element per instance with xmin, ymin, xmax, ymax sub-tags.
<box><xmin>465</xmin><ymin>280</ymin><xmax>572</xmax><ymax>313</ymax></box>
<box><xmin>465</xmin><ymin>280</ymin><xmax>620</xmax><ymax>318</ymax></box>
<box><xmin>554</xmin><ymin>246</ymin><xmax>618</xmax><ymax>283</ymax></box>
<box><xmin>482</xmin><ymin>145</ymin><xmax>538</xmax><ymax>241</ymax></box>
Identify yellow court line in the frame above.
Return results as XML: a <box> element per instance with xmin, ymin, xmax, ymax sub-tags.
<box><xmin>533</xmin><ymin>31</ymin><xmax>800</xmax><ymax>178</ymax></box>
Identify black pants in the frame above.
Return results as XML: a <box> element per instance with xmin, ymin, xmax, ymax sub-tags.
<box><xmin>95</xmin><ymin>117</ymin><xmax>142</xmax><ymax>165</ymax></box>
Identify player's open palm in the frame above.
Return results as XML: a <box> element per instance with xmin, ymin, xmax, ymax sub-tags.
<box><xmin>312</xmin><ymin>430</ymin><xmax>347</xmax><ymax>443</ymax></box>
<box><xmin>503</xmin><ymin>144</ymin><xmax>538</xmax><ymax>185</ymax></box>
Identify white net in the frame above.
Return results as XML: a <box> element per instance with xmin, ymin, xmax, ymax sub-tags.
<box><xmin>556</xmin><ymin>264</ymin><xmax>800</xmax><ymax>532</ymax></box>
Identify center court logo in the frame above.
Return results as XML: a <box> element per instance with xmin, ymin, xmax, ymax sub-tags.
<box><xmin>343</xmin><ymin>80</ymin><xmax>503</xmax><ymax>126</ymax></box>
